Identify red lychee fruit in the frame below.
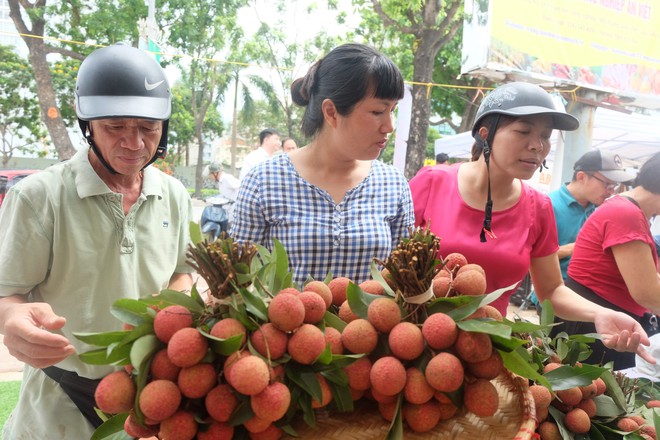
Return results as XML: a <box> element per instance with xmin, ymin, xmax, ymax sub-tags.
<box><xmin>367</xmin><ymin>297</ymin><xmax>401</xmax><ymax>333</ymax></box>
<box><xmin>576</xmin><ymin>398</ymin><xmax>597</xmax><ymax>418</ymax></box>
<box><xmin>197</xmin><ymin>421</ymin><xmax>234</xmax><ymax>440</ymax></box>
<box><xmin>158</xmin><ymin>410</ymin><xmax>197</xmax><ymax>440</ymax></box>
<box><xmin>243</xmin><ymin>415</ymin><xmax>271</xmax><ymax>433</ymax></box>
<box><xmin>277</xmin><ymin>287</ymin><xmax>301</xmax><ymax>296</ymax></box>
<box><xmin>537</xmin><ymin>421</ymin><xmax>562</xmax><ymax>440</ymax></box>
<box><xmin>404</xmin><ymin>367</ymin><xmax>435</xmax><ymax>404</ymax></box>
<box><xmin>565</xmin><ymin>408</ymin><xmax>591</xmax><ymax>434</ymax></box>
<box><xmin>341</xmin><ymin>318</ymin><xmax>378</xmax><ymax>354</ymax></box>
<box><xmin>250</xmin><ymin>323</ymin><xmax>288</xmax><ymax>360</ymax></box>
<box><xmin>378</xmin><ymin>401</ymin><xmax>398</xmax><ymax>421</ymax></box>
<box><xmin>343</xmin><ymin>356</ymin><xmax>372</xmax><ymax>391</ymax></box>
<box><xmin>422</xmin><ymin>312</ymin><xmax>457</xmax><ymax>350</ymax></box>
<box><xmin>594</xmin><ymin>377</ymin><xmax>607</xmax><ymax>395</ymax></box>
<box><xmin>463</xmin><ymin>378</ymin><xmax>499</xmax><ymax>417</ymax></box>
<box><xmin>324</xmin><ymin>326</ymin><xmax>344</xmax><ymax>354</ymax></box>
<box><xmin>456</xmin><ymin>263</ymin><xmax>486</xmax><ymax>277</ymax></box>
<box><xmin>227</xmin><ymin>355</ymin><xmax>270</xmax><ymax>396</ymax></box>
<box><xmin>432</xmin><ymin>276</ymin><xmax>452</xmax><ymax>297</ymax></box>
<box><xmin>94</xmin><ymin>370</ymin><xmax>136</xmax><ymax>414</ymax></box>
<box><xmin>338</xmin><ymin>300</ymin><xmax>359</xmax><ymax>323</ymax></box>
<box><xmin>359</xmin><ymin>279</ymin><xmax>385</xmax><ymax>295</ymax></box>
<box><xmin>177</xmin><ymin>362</ymin><xmax>217</xmax><ymax>399</ymax></box>
<box><xmin>222</xmin><ymin>350</ymin><xmax>250</xmax><ymax>379</ymax></box>
<box><xmin>167</xmin><ymin>327</ymin><xmax>209</xmax><ymax>368</ymax></box>
<box><xmin>370</xmin><ymin>356</ymin><xmax>407</xmax><ymax>396</ymax></box>
<box><xmin>153</xmin><ymin>304</ymin><xmax>193</xmax><ymax>343</ymax></box>
<box><xmin>438</xmin><ymin>402</ymin><xmax>458</xmax><ymax>420</ymax></box>
<box><xmin>452</xmin><ymin>269</ymin><xmax>487</xmax><ymax>296</ymax></box>
<box><xmin>247</xmin><ymin>423</ymin><xmax>283</xmax><ymax>440</ymax></box>
<box><xmin>388</xmin><ymin>321</ymin><xmax>424</xmax><ymax>361</ymax></box>
<box><xmin>483</xmin><ymin>304</ymin><xmax>503</xmax><ymax>320</ymax></box>
<box><xmin>205</xmin><ymin>384</ymin><xmax>238</xmax><ymax>423</ymax></box>
<box><xmin>139</xmin><ymin>379</ymin><xmax>182</xmax><ymax>422</ymax></box>
<box><xmin>251</xmin><ymin>381</ymin><xmax>291</xmax><ymax>422</ymax></box>
<box><xmin>402</xmin><ymin>400</ymin><xmax>442</xmax><ymax>433</ymax></box>
<box><xmin>443</xmin><ymin>252</ymin><xmax>468</xmax><ymax>272</ymax></box>
<box><xmin>268</xmin><ymin>293</ymin><xmax>305</xmax><ymax>332</ymax></box>
<box><xmin>123</xmin><ymin>410</ymin><xmax>158</xmax><ymax>438</ymax></box>
<box><xmin>466</xmin><ymin>349</ymin><xmax>504</xmax><ymax>380</ymax></box>
<box><xmin>150</xmin><ymin>348</ymin><xmax>181</xmax><ymax>381</ymax></box>
<box><xmin>380</xmin><ymin>268</ymin><xmax>396</xmax><ymax>290</ymax></box>
<box><xmin>328</xmin><ymin>276</ymin><xmax>351</xmax><ymax>306</ymax></box>
<box><xmin>455</xmin><ymin>330</ymin><xmax>492</xmax><ymax>363</ymax></box>
<box><xmin>210</xmin><ymin>317</ymin><xmax>247</xmax><ymax>345</ymax></box>
<box><xmin>425</xmin><ymin>352</ymin><xmax>464</xmax><ymax>392</ymax></box>
<box><xmin>288</xmin><ymin>323</ymin><xmax>326</xmax><ymax>365</ymax></box>
<box><xmin>297</xmin><ymin>290</ymin><xmax>327</xmax><ymax>324</ymax></box>
<box><xmin>311</xmin><ymin>373</ymin><xmax>333</xmax><ymax>409</ymax></box>
<box><xmin>302</xmin><ymin>280</ymin><xmax>333</xmax><ymax>309</ymax></box>
<box><xmin>529</xmin><ymin>384</ymin><xmax>553</xmax><ymax>409</ymax></box>
<box><xmin>556</xmin><ymin>386</ymin><xmax>583</xmax><ymax>406</ymax></box>
<box><xmin>617</xmin><ymin>417</ymin><xmax>640</xmax><ymax>432</ymax></box>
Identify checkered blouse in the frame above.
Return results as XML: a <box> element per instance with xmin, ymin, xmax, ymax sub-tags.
<box><xmin>230</xmin><ymin>153</ymin><xmax>414</xmax><ymax>286</ymax></box>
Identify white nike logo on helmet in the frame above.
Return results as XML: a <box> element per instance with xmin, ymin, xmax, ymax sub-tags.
<box><xmin>144</xmin><ymin>78</ymin><xmax>165</xmax><ymax>91</ymax></box>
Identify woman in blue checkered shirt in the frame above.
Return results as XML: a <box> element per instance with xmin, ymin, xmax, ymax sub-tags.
<box><xmin>230</xmin><ymin>43</ymin><xmax>414</xmax><ymax>286</ymax></box>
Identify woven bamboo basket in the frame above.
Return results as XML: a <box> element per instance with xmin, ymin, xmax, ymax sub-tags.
<box><xmin>293</xmin><ymin>370</ymin><xmax>537</xmax><ymax>440</ymax></box>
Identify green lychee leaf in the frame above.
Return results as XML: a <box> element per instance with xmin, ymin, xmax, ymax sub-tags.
<box><xmin>77</xmin><ymin>346</ymin><xmax>129</xmax><ymax>365</ymax></box>
<box><xmin>200</xmin><ymin>328</ymin><xmax>243</xmax><ymax>356</ymax></box>
<box><xmin>189</xmin><ymin>221</ymin><xmax>203</xmax><ymax>245</ymax></box>
<box><xmin>90</xmin><ymin>412</ymin><xmax>130</xmax><ymax>440</ymax></box>
<box><xmin>545</xmin><ymin>364</ymin><xmax>607</xmax><ymax>391</ymax></box>
<box><xmin>457</xmin><ymin>319</ymin><xmax>512</xmax><ymax>338</ymax></box>
<box><xmin>109</xmin><ymin>298</ymin><xmax>153</xmax><ymax>326</ymax></box>
<box><xmin>385</xmin><ymin>394</ymin><xmax>404</xmax><ymax>440</ymax></box>
<box><xmin>500</xmin><ymin>348</ymin><xmax>551</xmax><ymax>389</ymax></box>
<box><xmin>327</xmin><ymin>381</ymin><xmax>354</xmax><ymax>412</ymax></box>
<box><xmin>323</xmin><ymin>310</ymin><xmax>347</xmax><ymax>332</ymax></box>
<box><xmin>369</xmin><ymin>260</ymin><xmax>396</xmax><ymax>297</ymax></box>
<box><xmin>346</xmin><ymin>281</ymin><xmax>381</xmax><ymax>318</ymax></box>
<box><xmin>145</xmin><ymin>289</ymin><xmax>205</xmax><ymax>312</ymax></box>
<box><xmin>73</xmin><ymin>331</ymin><xmax>129</xmax><ymax>347</ymax></box>
<box><xmin>237</xmin><ymin>286</ymin><xmax>268</xmax><ymax>321</ymax></box>
<box><xmin>601</xmin><ymin>369</ymin><xmax>629</xmax><ymax>411</ymax></box>
<box><xmin>594</xmin><ymin>394</ymin><xmax>625</xmax><ymax>418</ymax></box>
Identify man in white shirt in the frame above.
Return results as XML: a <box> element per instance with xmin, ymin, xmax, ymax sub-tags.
<box><xmin>206</xmin><ymin>162</ymin><xmax>240</xmax><ymax>223</ymax></box>
<box><xmin>239</xmin><ymin>128</ymin><xmax>281</xmax><ymax>180</ymax></box>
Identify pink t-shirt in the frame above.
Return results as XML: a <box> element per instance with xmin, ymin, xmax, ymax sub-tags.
<box><xmin>568</xmin><ymin>196</ymin><xmax>657</xmax><ymax>317</ymax></box>
<box><xmin>409</xmin><ymin>164</ymin><xmax>559</xmax><ymax>314</ymax></box>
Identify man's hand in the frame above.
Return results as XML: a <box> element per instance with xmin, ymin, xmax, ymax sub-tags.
<box><xmin>595</xmin><ymin>310</ymin><xmax>656</xmax><ymax>365</ymax></box>
<box><xmin>1</xmin><ymin>302</ymin><xmax>76</xmax><ymax>368</ymax></box>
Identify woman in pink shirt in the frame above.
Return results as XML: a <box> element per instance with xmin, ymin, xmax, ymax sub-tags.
<box><xmin>410</xmin><ymin>82</ymin><xmax>653</xmax><ymax>364</ymax></box>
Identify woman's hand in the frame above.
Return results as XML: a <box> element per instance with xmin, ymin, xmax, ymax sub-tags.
<box><xmin>594</xmin><ymin>310</ymin><xmax>655</xmax><ymax>365</ymax></box>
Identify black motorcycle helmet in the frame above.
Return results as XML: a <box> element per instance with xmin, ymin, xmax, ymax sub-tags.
<box><xmin>75</xmin><ymin>43</ymin><xmax>172</xmax><ymax>174</ymax></box>
<box><xmin>472</xmin><ymin>82</ymin><xmax>579</xmax><ymax>242</ymax></box>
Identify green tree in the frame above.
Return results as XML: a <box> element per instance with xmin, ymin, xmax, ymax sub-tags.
<box><xmin>0</xmin><ymin>45</ymin><xmax>46</xmax><ymax>165</ymax></box>
<box><xmin>161</xmin><ymin>0</ymin><xmax>245</xmax><ymax>197</ymax></box>
<box><xmin>352</xmin><ymin>0</ymin><xmax>464</xmax><ymax>178</ymax></box>
<box><xmin>7</xmin><ymin>0</ymin><xmax>151</xmax><ymax>160</ymax></box>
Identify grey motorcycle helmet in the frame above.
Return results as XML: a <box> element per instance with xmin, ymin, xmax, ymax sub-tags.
<box><xmin>472</xmin><ymin>82</ymin><xmax>579</xmax><ymax>138</ymax></box>
<box><xmin>471</xmin><ymin>82</ymin><xmax>579</xmax><ymax>242</ymax></box>
<box><xmin>75</xmin><ymin>43</ymin><xmax>172</xmax><ymax>172</ymax></box>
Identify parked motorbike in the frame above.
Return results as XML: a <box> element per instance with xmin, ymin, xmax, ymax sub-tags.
<box><xmin>200</xmin><ymin>195</ymin><xmax>234</xmax><ymax>241</ymax></box>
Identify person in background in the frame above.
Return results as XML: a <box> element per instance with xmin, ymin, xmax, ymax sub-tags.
<box><xmin>0</xmin><ymin>44</ymin><xmax>193</xmax><ymax>439</ymax></box>
<box><xmin>556</xmin><ymin>151</ymin><xmax>660</xmax><ymax>369</ymax></box>
<box><xmin>205</xmin><ymin>162</ymin><xmax>240</xmax><ymax>223</ymax></box>
<box><xmin>239</xmin><ymin>128</ymin><xmax>281</xmax><ymax>180</ymax></box>
<box><xmin>231</xmin><ymin>43</ymin><xmax>414</xmax><ymax>286</ymax></box>
<box><xmin>529</xmin><ymin>149</ymin><xmax>635</xmax><ymax>312</ymax></box>
<box><xmin>409</xmin><ymin>81</ymin><xmax>653</xmax><ymax>364</ymax></box>
<box><xmin>282</xmin><ymin>137</ymin><xmax>298</xmax><ymax>153</ymax></box>
<box><xmin>435</xmin><ymin>152</ymin><xmax>449</xmax><ymax>165</ymax></box>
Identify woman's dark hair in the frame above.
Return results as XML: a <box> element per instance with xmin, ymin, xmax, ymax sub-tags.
<box><xmin>291</xmin><ymin>43</ymin><xmax>404</xmax><ymax>139</ymax></box>
<box><xmin>636</xmin><ymin>151</ymin><xmax>660</xmax><ymax>194</ymax></box>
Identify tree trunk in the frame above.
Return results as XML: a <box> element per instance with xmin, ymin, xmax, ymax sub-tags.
<box><xmin>231</xmin><ymin>72</ymin><xmax>239</xmax><ymax>176</ymax></box>
<box><xmin>404</xmin><ymin>35</ymin><xmax>439</xmax><ymax>180</ymax></box>
<box><xmin>8</xmin><ymin>0</ymin><xmax>76</xmax><ymax>160</ymax></box>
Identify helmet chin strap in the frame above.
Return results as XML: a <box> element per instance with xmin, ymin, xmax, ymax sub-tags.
<box><xmin>479</xmin><ymin>115</ymin><xmax>501</xmax><ymax>243</ymax></box>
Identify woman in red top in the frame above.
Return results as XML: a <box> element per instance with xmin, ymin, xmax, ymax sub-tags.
<box><xmin>559</xmin><ymin>152</ymin><xmax>660</xmax><ymax>369</ymax></box>
<box><xmin>410</xmin><ymin>82</ymin><xmax>654</xmax><ymax>364</ymax></box>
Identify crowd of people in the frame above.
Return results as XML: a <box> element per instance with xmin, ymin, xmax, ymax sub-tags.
<box><xmin>1</xmin><ymin>41</ymin><xmax>659</xmax><ymax>438</ymax></box>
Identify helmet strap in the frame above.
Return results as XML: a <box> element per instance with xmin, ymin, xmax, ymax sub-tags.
<box><xmin>79</xmin><ymin>119</ymin><xmax>120</xmax><ymax>175</ymax></box>
<box><xmin>480</xmin><ymin>115</ymin><xmax>500</xmax><ymax>243</ymax></box>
